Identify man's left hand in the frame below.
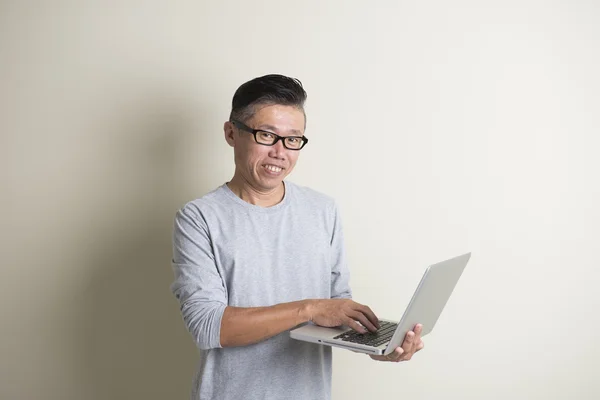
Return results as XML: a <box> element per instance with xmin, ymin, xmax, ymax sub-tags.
<box><xmin>369</xmin><ymin>324</ymin><xmax>424</xmax><ymax>362</ymax></box>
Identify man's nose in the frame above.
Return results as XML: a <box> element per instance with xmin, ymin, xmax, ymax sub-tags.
<box><xmin>268</xmin><ymin>139</ymin><xmax>286</xmax><ymax>158</ymax></box>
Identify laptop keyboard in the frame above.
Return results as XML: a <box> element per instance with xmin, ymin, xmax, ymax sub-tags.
<box><xmin>333</xmin><ymin>320</ymin><xmax>398</xmax><ymax>347</ymax></box>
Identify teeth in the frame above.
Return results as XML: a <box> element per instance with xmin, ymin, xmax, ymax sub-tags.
<box><xmin>265</xmin><ymin>165</ymin><xmax>282</xmax><ymax>173</ymax></box>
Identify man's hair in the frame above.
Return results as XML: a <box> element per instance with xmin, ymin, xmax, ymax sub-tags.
<box><xmin>229</xmin><ymin>74</ymin><xmax>307</xmax><ymax>123</ymax></box>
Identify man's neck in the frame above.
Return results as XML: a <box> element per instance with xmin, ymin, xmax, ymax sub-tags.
<box><xmin>226</xmin><ymin>176</ymin><xmax>285</xmax><ymax>208</ymax></box>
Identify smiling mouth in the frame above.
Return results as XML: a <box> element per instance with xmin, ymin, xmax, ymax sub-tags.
<box><xmin>263</xmin><ymin>164</ymin><xmax>283</xmax><ymax>173</ymax></box>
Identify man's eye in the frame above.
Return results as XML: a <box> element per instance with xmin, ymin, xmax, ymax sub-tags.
<box><xmin>287</xmin><ymin>137</ymin><xmax>299</xmax><ymax>143</ymax></box>
<box><xmin>260</xmin><ymin>132</ymin><xmax>274</xmax><ymax>139</ymax></box>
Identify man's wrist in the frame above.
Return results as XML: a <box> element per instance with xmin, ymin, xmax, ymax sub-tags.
<box><xmin>297</xmin><ymin>299</ymin><xmax>314</xmax><ymax>325</ymax></box>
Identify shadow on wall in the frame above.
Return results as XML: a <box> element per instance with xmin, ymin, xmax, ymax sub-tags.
<box><xmin>79</xmin><ymin>88</ymin><xmax>215</xmax><ymax>399</ymax></box>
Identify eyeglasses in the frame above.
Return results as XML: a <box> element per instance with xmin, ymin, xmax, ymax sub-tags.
<box><xmin>230</xmin><ymin>119</ymin><xmax>309</xmax><ymax>150</ymax></box>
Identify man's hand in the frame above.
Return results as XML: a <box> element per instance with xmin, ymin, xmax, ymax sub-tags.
<box><xmin>305</xmin><ymin>299</ymin><xmax>380</xmax><ymax>333</ymax></box>
<box><xmin>370</xmin><ymin>324</ymin><xmax>424</xmax><ymax>362</ymax></box>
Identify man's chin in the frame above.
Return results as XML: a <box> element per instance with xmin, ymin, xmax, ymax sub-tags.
<box><xmin>256</xmin><ymin>176</ymin><xmax>285</xmax><ymax>191</ymax></box>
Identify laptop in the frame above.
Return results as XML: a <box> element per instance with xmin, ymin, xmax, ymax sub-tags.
<box><xmin>290</xmin><ymin>252</ymin><xmax>471</xmax><ymax>356</ymax></box>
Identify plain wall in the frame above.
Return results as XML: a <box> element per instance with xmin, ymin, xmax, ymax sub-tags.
<box><xmin>2</xmin><ymin>1</ymin><xmax>599</xmax><ymax>399</ymax></box>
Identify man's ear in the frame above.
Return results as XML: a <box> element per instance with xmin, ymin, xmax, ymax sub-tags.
<box><xmin>224</xmin><ymin>121</ymin><xmax>236</xmax><ymax>147</ymax></box>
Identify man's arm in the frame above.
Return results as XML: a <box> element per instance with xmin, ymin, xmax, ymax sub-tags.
<box><xmin>220</xmin><ymin>298</ymin><xmax>380</xmax><ymax>347</ymax></box>
<box><xmin>172</xmin><ymin>206</ymin><xmax>228</xmax><ymax>350</ymax></box>
<box><xmin>220</xmin><ymin>301</ymin><xmax>307</xmax><ymax>347</ymax></box>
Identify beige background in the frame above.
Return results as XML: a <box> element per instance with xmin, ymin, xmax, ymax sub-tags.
<box><xmin>2</xmin><ymin>1</ymin><xmax>599</xmax><ymax>399</ymax></box>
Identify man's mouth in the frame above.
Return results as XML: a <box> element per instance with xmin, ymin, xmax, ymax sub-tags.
<box><xmin>264</xmin><ymin>164</ymin><xmax>283</xmax><ymax>173</ymax></box>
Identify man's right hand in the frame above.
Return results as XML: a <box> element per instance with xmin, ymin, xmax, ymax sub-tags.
<box><xmin>304</xmin><ymin>299</ymin><xmax>380</xmax><ymax>333</ymax></box>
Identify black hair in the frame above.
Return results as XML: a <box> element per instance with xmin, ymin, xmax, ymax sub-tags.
<box><xmin>229</xmin><ymin>74</ymin><xmax>307</xmax><ymax>123</ymax></box>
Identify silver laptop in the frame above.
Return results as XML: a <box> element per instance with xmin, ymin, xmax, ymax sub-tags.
<box><xmin>290</xmin><ymin>252</ymin><xmax>471</xmax><ymax>356</ymax></box>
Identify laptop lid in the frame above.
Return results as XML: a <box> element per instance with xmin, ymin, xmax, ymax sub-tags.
<box><xmin>382</xmin><ymin>252</ymin><xmax>471</xmax><ymax>355</ymax></box>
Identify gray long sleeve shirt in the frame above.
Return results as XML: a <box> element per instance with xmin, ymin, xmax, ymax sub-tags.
<box><xmin>171</xmin><ymin>181</ymin><xmax>352</xmax><ymax>400</ymax></box>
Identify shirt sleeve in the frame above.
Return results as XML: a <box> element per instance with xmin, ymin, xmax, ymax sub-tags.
<box><xmin>170</xmin><ymin>204</ymin><xmax>227</xmax><ymax>350</ymax></box>
<box><xmin>330</xmin><ymin>202</ymin><xmax>353</xmax><ymax>299</ymax></box>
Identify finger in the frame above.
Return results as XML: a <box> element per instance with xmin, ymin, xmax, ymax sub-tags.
<box><xmin>413</xmin><ymin>324</ymin><xmax>423</xmax><ymax>342</ymax></box>
<box><xmin>357</xmin><ymin>304</ymin><xmax>380</xmax><ymax>329</ymax></box>
<box><xmin>401</xmin><ymin>330</ymin><xmax>415</xmax><ymax>356</ymax></box>
<box><xmin>346</xmin><ymin>318</ymin><xmax>368</xmax><ymax>333</ymax></box>
<box><xmin>402</xmin><ymin>330</ymin><xmax>415</xmax><ymax>349</ymax></box>
<box><xmin>412</xmin><ymin>324</ymin><xmax>423</xmax><ymax>353</ymax></box>
<box><xmin>416</xmin><ymin>340</ymin><xmax>424</xmax><ymax>352</ymax></box>
<box><xmin>348</xmin><ymin>310</ymin><xmax>377</xmax><ymax>332</ymax></box>
<box><xmin>389</xmin><ymin>347</ymin><xmax>404</xmax><ymax>362</ymax></box>
<box><xmin>413</xmin><ymin>324</ymin><xmax>423</xmax><ymax>337</ymax></box>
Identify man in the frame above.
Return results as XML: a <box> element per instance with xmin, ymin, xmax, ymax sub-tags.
<box><xmin>171</xmin><ymin>74</ymin><xmax>424</xmax><ymax>400</ymax></box>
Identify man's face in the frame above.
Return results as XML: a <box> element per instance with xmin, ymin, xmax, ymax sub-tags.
<box><xmin>224</xmin><ymin>104</ymin><xmax>306</xmax><ymax>192</ymax></box>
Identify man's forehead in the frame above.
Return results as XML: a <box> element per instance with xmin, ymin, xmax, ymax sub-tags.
<box><xmin>250</xmin><ymin>105</ymin><xmax>306</xmax><ymax>134</ymax></box>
